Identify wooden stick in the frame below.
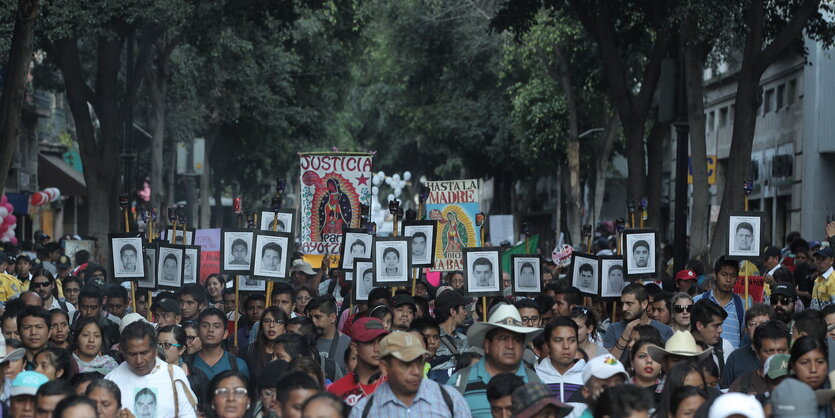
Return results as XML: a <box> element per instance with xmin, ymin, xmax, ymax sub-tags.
<box><xmin>266</xmin><ymin>282</ymin><xmax>273</xmax><ymax>308</ymax></box>
<box><xmin>744</xmin><ymin>272</ymin><xmax>749</xmax><ymax>310</ymax></box>
<box><xmin>630</xmin><ymin>213</ymin><xmax>635</xmax><ymax>228</ymax></box>
<box><xmin>616</xmin><ymin>232</ymin><xmax>622</xmax><ymax>256</ymax></box>
<box><xmin>482</xmin><ymin>297</ymin><xmax>487</xmax><ymax>322</ymax></box>
<box><xmin>411</xmin><ymin>268</ymin><xmax>418</xmax><ymax>296</ymax></box>
<box><xmin>611</xmin><ymin>302</ymin><xmax>617</xmax><ymax>322</ymax></box>
<box><xmin>170</xmin><ymin>220</ymin><xmax>177</xmax><ymax>244</ymax></box>
<box><xmin>124</xmin><ymin>209</ymin><xmax>130</xmax><ymax>233</ymax></box>
<box><xmin>234</xmin><ymin>275</ymin><xmax>239</xmax><ymax>346</ymax></box>
<box><xmin>131</xmin><ymin>282</ymin><xmax>137</xmax><ymax>313</ymax></box>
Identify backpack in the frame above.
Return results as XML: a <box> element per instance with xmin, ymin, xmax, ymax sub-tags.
<box><xmin>361</xmin><ymin>382</ymin><xmax>454</xmax><ymax>418</ymax></box>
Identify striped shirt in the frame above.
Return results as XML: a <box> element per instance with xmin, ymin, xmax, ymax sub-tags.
<box><xmin>349</xmin><ymin>378</ymin><xmax>471</xmax><ymax>418</ymax></box>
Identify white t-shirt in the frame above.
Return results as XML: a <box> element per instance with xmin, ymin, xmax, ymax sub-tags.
<box><xmin>105</xmin><ymin>358</ymin><xmax>197</xmax><ymax>418</ymax></box>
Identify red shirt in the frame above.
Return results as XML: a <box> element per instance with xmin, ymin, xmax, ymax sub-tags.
<box><xmin>327</xmin><ymin>371</ymin><xmax>387</xmax><ymax>406</ymax></box>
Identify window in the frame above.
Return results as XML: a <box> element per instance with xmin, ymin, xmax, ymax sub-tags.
<box><xmin>719</xmin><ymin>107</ymin><xmax>728</xmax><ymax>128</ymax></box>
<box><xmin>777</xmin><ymin>84</ymin><xmax>785</xmax><ymax>111</ymax></box>
<box><xmin>787</xmin><ymin>80</ymin><xmax>797</xmax><ymax>106</ymax></box>
<box><xmin>764</xmin><ymin>89</ymin><xmax>774</xmax><ymax>114</ymax></box>
<box><xmin>707</xmin><ymin>111</ymin><xmax>715</xmax><ymax>132</ymax></box>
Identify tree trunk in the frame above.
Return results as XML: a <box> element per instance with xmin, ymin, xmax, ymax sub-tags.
<box><xmin>554</xmin><ymin>43</ymin><xmax>582</xmax><ymax>250</ymax></box>
<box><xmin>146</xmin><ymin>65</ymin><xmax>166</xmax><ymax>220</ymax></box>
<box><xmin>646</xmin><ymin>119</ymin><xmax>667</xmax><ymax>234</ymax></box>
<box><xmin>683</xmin><ymin>20</ymin><xmax>711</xmax><ymax>262</ymax></box>
<box><xmin>554</xmin><ymin>162</ymin><xmax>562</xmax><ymax>247</ymax></box>
<box><xmin>199</xmin><ymin>127</ymin><xmax>218</xmax><ymax>228</ymax></box>
<box><xmin>593</xmin><ymin>112</ymin><xmax>620</xmax><ymax>223</ymax></box>
<box><xmin>709</xmin><ymin>0</ymin><xmax>820</xmax><ymax>261</ymax></box>
<box><xmin>0</xmin><ymin>0</ymin><xmax>39</xmax><ymax>196</ymax></box>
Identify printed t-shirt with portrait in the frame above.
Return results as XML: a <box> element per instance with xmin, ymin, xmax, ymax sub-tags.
<box><xmin>105</xmin><ymin>357</ymin><xmax>197</xmax><ymax>418</ymax></box>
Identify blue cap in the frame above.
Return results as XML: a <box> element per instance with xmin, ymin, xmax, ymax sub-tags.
<box><xmin>10</xmin><ymin>371</ymin><xmax>48</xmax><ymax>397</ymax></box>
<box><xmin>815</xmin><ymin>247</ymin><xmax>833</xmax><ymax>259</ymax></box>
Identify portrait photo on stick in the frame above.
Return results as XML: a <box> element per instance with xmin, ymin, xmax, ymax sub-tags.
<box><xmin>622</xmin><ymin>230</ymin><xmax>658</xmax><ymax>279</ymax></box>
<box><xmin>599</xmin><ymin>256</ymin><xmax>626</xmax><ymax>298</ymax></box>
<box><xmin>728</xmin><ymin>212</ymin><xmax>763</xmax><ymax>259</ymax></box>
<box><xmin>511</xmin><ymin>255</ymin><xmax>541</xmax><ymax>295</ymax></box>
<box><xmin>371</xmin><ymin>237</ymin><xmax>411</xmax><ymax>286</ymax></box>
<box><xmin>220</xmin><ymin>229</ymin><xmax>254</xmax><ymax>274</ymax></box>
<box><xmin>463</xmin><ymin>248</ymin><xmax>502</xmax><ymax>297</ymax></box>
<box><xmin>251</xmin><ymin>231</ymin><xmax>292</xmax><ymax>280</ymax></box>
<box><xmin>401</xmin><ymin>220</ymin><xmax>438</xmax><ymax>268</ymax></box>
<box><xmin>353</xmin><ymin>258</ymin><xmax>374</xmax><ymax>303</ymax></box>
<box><xmin>108</xmin><ymin>233</ymin><xmax>146</xmax><ymax>280</ymax></box>
<box><xmin>260</xmin><ymin>209</ymin><xmax>295</xmax><ymax>234</ymax></box>
<box><xmin>339</xmin><ymin>229</ymin><xmax>373</xmax><ymax>270</ymax></box>
<box><xmin>571</xmin><ymin>252</ymin><xmax>599</xmax><ymax>296</ymax></box>
<box><xmin>156</xmin><ymin>244</ymin><xmax>184</xmax><ymax>290</ymax></box>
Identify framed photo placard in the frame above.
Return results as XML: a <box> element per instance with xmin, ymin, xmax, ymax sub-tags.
<box><xmin>156</xmin><ymin>243</ymin><xmax>185</xmax><ymax>291</ymax></box>
<box><xmin>371</xmin><ymin>237</ymin><xmax>411</xmax><ymax>287</ymax></box>
<box><xmin>462</xmin><ymin>247</ymin><xmax>502</xmax><ymax>297</ymax></box>
<box><xmin>138</xmin><ymin>245</ymin><xmax>157</xmax><ymax>290</ymax></box>
<box><xmin>622</xmin><ymin>229</ymin><xmax>659</xmax><ymax>280</ymax></box>
<box><xmin>511</xmin><ymin>255</ymin><xmax>541</xmax><ymax>295</ymax></box>
<box><xmin>108</xmin><ymin>233</ymin><xmax>146</xmax><ymax>280</ymax></box>
<box><xmin>250</xmin><ymin>231</ymin><xmax>293</xmax><ymax>281</ymax></box>
<box><xmin>571</xmin><ymin>252</ymin><xmax>599</xmax><ymax>296</ymax></box>
<box><xmin>339</xmin><ymin>229</ymin><xmax>373</xmax><ymax>270</ymax></box>
<box><xmin>353</xmin><ymin>258</ymin><xmax>374</xmax><ymax>304</ymax></box>
<box><xmin>599</xmin><ymin>256</ymin><xmax>626</xmax><ymax>299</ymax></box>
<box><xmin>259</xmin><ymin>209</ymin><xmax>296</xmax><ymax>235</ymax></box>
<box><xmin>183</xmin><ymin>246</ymin><xmax>201</xmax><ymax>285</ymax></box>
<box><xmin>401</xmin><ymin>220</ymin><xmax>438</xmax><ymax>268</ymax></box>
<box><xmin>163</xmin><ymin>228</ymin><xmax>195</xmax><ymax>245</ymax></box>
<box><xmin>220</xmin><ymin>229</ymin><xmax>254</xmax><ymax>275</ymax></box>
<box><xmin>727</xmin><ymin>211</ymin><xmax>764</xmax><ymax>260</ymax></box>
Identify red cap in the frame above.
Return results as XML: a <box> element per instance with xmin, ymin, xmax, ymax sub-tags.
<box><xmin>351</xmin><ymin>317</ymin><xmax>389</xmax><ymax>343</ymax></box>
<box><xmin>675</xmin><ymin>270</ymin><xmax>697</xmax><ymax>281</ymax></box>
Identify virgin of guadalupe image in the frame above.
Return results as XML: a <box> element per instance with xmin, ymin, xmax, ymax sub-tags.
<box><xmin>441</xmin><ymin>211</ymin><xmax>467</xmax><ymax>258</ymax></box>
<box><xmin>318</xmin><ymin>178</ymin><xmax>353</xmax><ymax>239</ymax></box>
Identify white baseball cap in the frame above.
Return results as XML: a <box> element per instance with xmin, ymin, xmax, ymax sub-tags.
<box><xmin>581</xmin><ymin>354</ymin><xmax>629</xmax><ymax>384</ymax></box>
<box><xmin>708</xmin><ymin>393</ymin><xmax>764</xmax><ymax>418</ymax></box>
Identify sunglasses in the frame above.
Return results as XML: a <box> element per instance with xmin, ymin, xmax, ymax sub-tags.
<box><xmin>673</xmin><ymin>305</ymin><xmax>693</xmax><ymax>313</ymax></box>
<box><xmin>770</xmin><ymin>296</ymin><xmax>793</xmax><ymax>306</ymax></box>
<box><xmin>31</xmin><ymin>281</ymin><xmax>51</xmax><ymax>288</ymax></box>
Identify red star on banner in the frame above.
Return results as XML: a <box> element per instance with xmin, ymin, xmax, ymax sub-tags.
<box><xmin>357</xmin><ymin>175</ymin><xmax>369</xmax><ymax>185</ymax></box>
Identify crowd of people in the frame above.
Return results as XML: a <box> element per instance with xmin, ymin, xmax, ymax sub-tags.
<box><xmin>0</xmin><ymin>225</ymin><xmax>831</xmax><ymax>418</ymax></box>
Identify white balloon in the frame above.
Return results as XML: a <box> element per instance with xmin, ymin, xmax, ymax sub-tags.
<box><xmin>378</xmin><ymin>171</ymin><xmax>386</xmax><ymax>179</ymax></box>
<box><xmin>403</xmin><ymin>171</ymin><xmax>412</xmax><ymax>181</ymax></box>
<box><xmin>394</xmin><ymin>188</ymin><xmax>402</xmax><ymax>197</ymax></box>
<box><xmin>372</xmin><ymin>176</ymin><xmax>382</xmax><ymax>186</ymax></box>
<box><xmin>372</xmin><ymin>186</ymin><xmax>379</xmax><ymax>195</ymax></box>
<box><xmin>387</xmin><ymin>194</ymin><xmax>395</xmax><ymax>203</ymax></box>
<box><xmin>392</xmin><ymin>173</ymin><xmax>400</xmax><ymax>182</ymax></box>
<box><xmin>384</xmin><ymin>177</ymin><xmax>392</xmax><ymax>186</ymax></box>
<box><xmin>0</xmin><ymin>207</ymin><xmax>7</xmax><ymax>218</ymax></box>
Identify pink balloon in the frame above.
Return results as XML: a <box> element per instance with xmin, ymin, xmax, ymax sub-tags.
<box><xmin>9</xmin><ymin>237</ymin><xmax>17</xmax><ymax>246</ymax></box>
<box><xmin>0</xmin><ymin>225</ymin><xmax>8</xmax><ymax>234</ymax></box>
<box><xmin>2</xmin><ymin>203</ymin><xmax>11</xmax><ymax>212</ymax></box>
<box><xmin>3</xmin><ymin>216</ymin><xmax>15</xmax><ymax>226</ymax></box>
<box><xmin>0</xmin><ymin>195</ymin><xmax>6</xmax><ymax>204</ymax></box>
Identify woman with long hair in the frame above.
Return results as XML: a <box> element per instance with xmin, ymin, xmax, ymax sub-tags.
<box><xmin>33</xmin><ymin>347</ymin><xmax>72</xmax><ymax>380</ymax></box>
<box><xmin>205</xmin><ymin>274</ymin><xmax>226</xmax><ymax>308</ymax></box>
<box><xmin>245</xmin><ymin>307</ymin><xmax>288</xmax><ymax>371</ymax></box>
<box><xmin>629</xmin><ymin>339</ymin><xmax>662</xmax><ymax>389</ymax></box>
<box><xmin>182</xmin><ymin>321</ymin><xmax>202</xmax><ymax>357</ymax></box>
<box><xmin>71</xmin><ymin>317</ymin><xmax>118</xmax><ymax>375</ymax></box>
<box><xmin>669</xmin><ymin>293</ymin><xmax>693</xmax><ymax>333</ymax></box>
<box><xmin>569</xmin><ymin>306</ymin><xmax>608</xmax><ymax>358</ymax></box>
<box><xmin>294</xmin><ymin>285</ymin><xmax>317</xmax><ymax>316</ymax></box>
<box><xmin>654</xmin><ymin>362</ymin><xmax>706</xmax><ymax>418</ymax></box>
<box><xmin>158</xmin><ymin>325</ymin><xmax>209</xmax><ymax>412</ymax></box>
<box><xmin>667</xmin><ymin>386</ymin><xmax>706</xmax><ymax>418</ymax></box>
<box><xmin>207</xmin><ymin>370</ymin><xmax>252</xmax><ymax>418</ymax></box>
<box><xmin>365</xmin><ymin>304</ymin><xmax>393</xmax><ymax>331</ymax></box>
<box><xmin>789</xmin><ymin>335</ymin><xmax>829</xmax><ymax>390</ymax></box>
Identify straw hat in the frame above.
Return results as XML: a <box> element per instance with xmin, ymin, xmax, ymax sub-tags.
<box><xmin>467</xmin><ymin>303</ymin><xmax>542</xmax><ymax>347</ymax></box>
<box><xmin>647</xmin><ymin>331</ymin><xmax>713</xmax><ymax>363</ymax></box>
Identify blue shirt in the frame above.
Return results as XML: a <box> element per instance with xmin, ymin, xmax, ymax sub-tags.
<box><xmin>694</xmin><ymin>290</ymin><xmax>742</xmax><ymax>349</ymax></box>
<box><xmin>350</xmin><ymin>378</ymin><xmax>471</xmax><ymax>418</ymax></box>
<box><xmin>192</xmin><ymin>351</ymin><xmax>249</xmax><ymax>381</ymax></box>
<box><xmin>447</xmin><ymin>357</ymin><xmax>540</xmax><ymax>418</ymax></box>
<box><xmin>602</xmin><ymin>319</ymin><xmax>674</xmax><ymax>350</ymax></box>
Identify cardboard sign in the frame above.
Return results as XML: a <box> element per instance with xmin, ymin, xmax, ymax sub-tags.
<box><xmin>733</xmin><ymin>275</ymin><xmax>764</xmax><ymax>303</ymax></box>
<box><xmin>195</xmin><ymin>228</ymin><xmax>221</xmax><ymax>284</ymax></box>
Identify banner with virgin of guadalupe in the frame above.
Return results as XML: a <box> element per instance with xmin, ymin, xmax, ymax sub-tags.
<box><xmin>299</xmin><ymin>153</ymin><xmax>373</xmax><ymax>255</ymax></box>
<box><xmin>425</xmin><ymin>179</ymin><xmax>481</xmax><ymax>271</ymax></box>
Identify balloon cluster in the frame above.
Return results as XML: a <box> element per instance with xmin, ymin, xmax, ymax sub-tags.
<box><xmin>29</xmin><ymin>188</ymin><xmax>61</xmax><ymax>207</ymax></box>
<box><xmin>0</xmin><ymin>195</ymin><xmax>18</xmax><ymax>245</ymax></box>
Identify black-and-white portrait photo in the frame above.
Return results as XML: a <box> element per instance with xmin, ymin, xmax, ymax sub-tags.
<box><xmin>353</xmin><ymin>259</ymin><xmax>374</xmax><ymax>303</ymax></box>
<box><xmin>63</xmin><ymin>240</ymin><xmax>94</xmax><ymax>267</ymax></box>
<box><xmin>372</xmin><ymin>237</ymin><xmax>411</xmax><ymax>286</ymax></box>
<box><xmin>221</xmin><ymin>230</ymin><xmax>254</xmax><ymax>274</ymax></box>
<box><xmin>164</xmin><ymin>228</ymin><xmax>195</xmax><ymax>245</ymax></box>
<box><xmin>512</xmin><ymin>255</ymin><xmax>541</xmax><ymax>294</ymax></box>
<box><xmin>463</xmin><ymin>248</ymin><xmax>501</xmax><ymax>296</ymax></box>
<box><xmin>108</xmin><ymin>234</ymin><xmax>146</xmax><ymax>280</ymax></box>
<box><xmin>183</xmin><ymin>246</ymin><xmax>200</xmax><ymax>285</ymax></box>
<box><xmin>138</xmin><ymin>247</ymin><xmax>157</xmax><ymax>290</ymax></box>
<box><xmin>623</xmin><ymin>230</ymin><xmax>658</xmax><ymax>278</ymax></box>
<box><xmin>260</xmin><ymin>210</ymin><xmax>295</xmax><ymax>234</ymax></box>
<box><xmin>571</xmin><ymin>252</ymin><xmax>599</xmax><ymax>295</ymax></box>
<box><xmin>600</xmin><ymin>257</ymin><xmax>626</xmax><ymax>298</ymax></box>
<box><xmin>401</xmin><ymin>221</ymin><xmax>437</xmax><ymax>268</ymax></box>
<box><xmin>156</xmin><ymin>244</ymin><xmax>184</xmax><ymax>290</ymax></box>
<box><xmin>728</xmin><ymin>212</ymin><xmax>763</xmax><ymax>259</ymax></box>
<box><xmin>238</xmin><ymin>275</ymin><xmax>265</xmax><ymax>292</ymax></box>
<box><xmin>251</xmin><ymin>231</ymin><xmax>292</xmax><ymax>279</ymax></box>
<box><xmin>339</xmin><ymin>229</ymin><xmax>373</xmax><ymax>270</ymax></box>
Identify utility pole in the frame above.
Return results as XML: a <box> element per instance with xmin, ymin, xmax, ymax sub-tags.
<box><xmin>673</xmin><ymin>34</ymin><xmax>690</xmax><ymax>273</ymax></box>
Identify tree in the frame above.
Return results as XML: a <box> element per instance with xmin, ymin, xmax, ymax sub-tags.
<box><xmin>0</xmin><ymin>0</ymin><xmax>39</xmax><ymax>197</ymax></box>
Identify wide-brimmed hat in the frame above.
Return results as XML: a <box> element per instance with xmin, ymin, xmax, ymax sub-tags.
<box><xmin>647</xmin><ymin>331</ymin><xmax>713</xmax><ymax>363</ymax></box>
<box><xmin>0</xmin><ymin>334</ymin><xmax>24</xmax><ymax>365</ymax></box>
<box><xmin>466</xmin><ymin>303</ymin><xmax>542</xmax><ymax>347</ymax></box>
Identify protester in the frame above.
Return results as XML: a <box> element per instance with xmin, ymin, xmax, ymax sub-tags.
<box><xmin>85</xmin><ymin>379</ymin><xmax>130</xmax><ymax>418</ymax></box>
<box><xmin>245</xmin><ymin>306</ymin><xmax>288</xmax><ymax>371</ymax></box>
<box><xmin>208</xmin><ymin>370</ymin><xmax>251</xmax><ymax>418</ymax></box>
<box><xmin>769</xmin><ymin>377</ymin><xmax>819</xmax><ymax>418</ymax></box>
<box><xmin>536</xmin><ymin>317</ymin><xmax>585</xmax><ymax>402</ymax></box>
<box><xmin>604</xmin><ymin>283</ymin><xmax>673</xmax><ymax>361</ymax></box>
<box><xmin>192</xmin><ymin>308</ymin><xmax>249</xmax><ymax>381</ymax></box>
<box><xmin>275</xmin><ymin>370</ymin><xmax>319</xmax><ymax>418</ymax></box>
<box><xmin>75</xmin><ymin>286</ymin><xmax>120</xmax><ymax>345</ymax></box>
<box><xmin>593</xmin><ymin>384</ymin><xmax>653</xmax><ymax>418</ymax></box>
<box><xmin>721</xmin><ymin>303</ymin><xmax>776</xmax><ymax>387</ymax></box>
<box><xmin>71</xmin><ymin>316</ymin><xmax>119</xmax><ymax>375</ymax></box>
<box><xmin>238</xmin><ymin>293</ymin><xmax>265</xmax><ymax>355</ymax></box>
<box><xmin>564</xmin><ymin>354</ymin><xmax>629</xmax><ymax>418</ymax></box>
<box><xmin>204</xmin><ymin>274</ymin><xmax>225</xmax><ymax>308</ymax></box>
<box><xmin>30</xmin><ymin>271</ymin><xmax>75</xmax><ymax>317</ymax></box>
<box><xmin>629</xmin><ymin>339</ymin><xmax>662</xmax><ymax>389</ymax></box>
<box><xmin>48</xmin><ymin>308</ymin><xmax>71</xmax><ymax>349</ymax></box>
<box><xmin>449</xmin><ymin>303</ymin><xmax>542</xmax><ymax>416</ymax></box>
<box><xmin>694</xmin><ymin>257</ymin><xmax>746</xmax><ymax>349</ymax></box>
<box><xmin>179</xmin><ymin>284</ymin><xmax>209</xmax><ymax>323</ymax></box>
<box><xmin>569</xmin><ymin>306</ymin><xmax>607</xmax><ymax>359</ymax></box>
<box><xmin>18</xmin><ymin>306</ymin><xmax>51</xmax><ymax>368</ymax></box>
<box><xmin>434</xmin><ymin>289</ymin><xmax>472</xmax><ymax>376</ymax></box>
<box><xmin>301</xmin><ymin>392</ymin><xmax>350</xmax><ymax>418</ymax></box>
<box><xmin>510</xmin><ymin>382</ymin><xmax>573</xmax><ymax>418</ymax></box>
<box><xmin>351</xmin><ymin>331</ymin><xmax>469</xmax><ymax>417</ymax></box>
<box><xmin>650</xmin><ymin>291</ymin><xmax>673</xmax><ymax>325</ymax></box>
<box><xmin>707</xmin><ymin>392</ymin><xmax>764</xmax><ymax>418</ymax></box>
<box><xmin>788</xmin><ymin>335</ymin><xmax>828</xmax><ymax>390</ymax></box>
<box><xmin>9</xmin><ymin>371</ymin><xmax>48</xmax><ymax>418</ymax></box>
<box><xmin>690</xmin><ymin>299</ymin><xmax>734</xmax><ymax>377</ymax></box>
<box><xmin>328</xmin><ymin>317</ymin><xmax>389</xmax><ymax>406</ymax></box>
<box><xmin>486</xmin><ymin>372</ymin><xmax>524</xmax><ymax>418</ymax></box>
<box><xmin>309</xmin><ymin>296</ymin><xmax>350</xmax><ymax>372</ymax></box>
<box><xmin>728</xmin><ymin>320</ymin><xmax>790</xmax><ymax>394</ymax></box>
<box><xmin>105</xmin><ymin>321</ymin><xmax>197</xmax><ymax>417</ymax></box>
<box><xmin>35</xmin><ymin>379</ymin><xmax>74</xmax><ymax>417</ymax></box>
<box><xmin>33</xmin><ymin>346</ymin><xmax>72</xmax><ymax>380</ymax></box>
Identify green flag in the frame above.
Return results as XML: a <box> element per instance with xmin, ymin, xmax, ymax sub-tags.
<box><xmin>501</xmin><ymin>235</ymin><xmax>540</xmax><ymax>274</ymax></box>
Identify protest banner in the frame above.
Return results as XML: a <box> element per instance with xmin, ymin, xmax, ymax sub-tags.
<box><xmin>195</xmin><ymin>228</ymin><xmax>221</xmax><ymax>284</ymax></box>
<box><xmin>425</xmin><ymin>179</ymin><xmax>481</xmax><ymax>271</ymax></box>
<box><xmin>733</xmin><ymin>275</ymin><xmax>764</xmax><ymax>304</ymax></box>
<box><xmin>299</xmin><ymin>153</ymin><xmax>373</xmax><ymax>255</ymax></box>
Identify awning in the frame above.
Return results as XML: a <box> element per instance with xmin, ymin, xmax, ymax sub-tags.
<box><xmin>38</xmin><ymin>153</ymin><xmax>87</xmax><ymax>196</ymax></box>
